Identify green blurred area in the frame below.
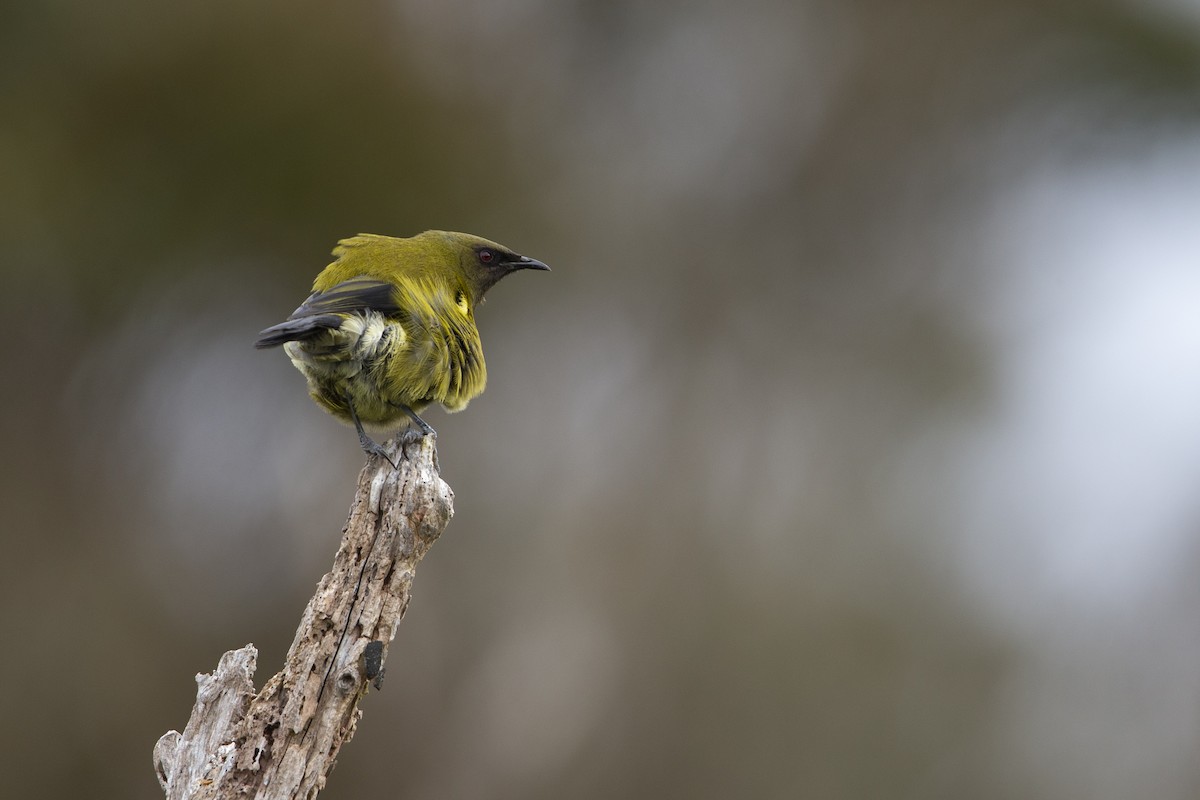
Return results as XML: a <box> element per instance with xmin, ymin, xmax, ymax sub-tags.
<box><xmin>4</xmin><ymin>1</ymin><xmax>1200</xmax><ymax>799</ymax></box>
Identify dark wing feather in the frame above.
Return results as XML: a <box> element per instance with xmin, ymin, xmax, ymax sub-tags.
<box><xmin>287</xmin><ymin>277</ymin><xmax>400</xmax><ymax>319</ymax></box>
<box><xmin>254</xmin><ymin>315</ymin><xmax>343</xmax><ymax>348</ymax></box>
<box><xmin>254</xmin><ymin>276</ymin><xmax>399</xmax><ymax>349</ymax></box>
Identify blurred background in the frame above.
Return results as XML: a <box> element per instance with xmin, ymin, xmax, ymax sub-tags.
<box><xmin>4</xmin><ymin>0</ymin><xmax>1200</xmax><ymax>797</ymax></box>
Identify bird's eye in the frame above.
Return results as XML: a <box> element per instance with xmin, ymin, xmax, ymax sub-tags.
<box><xmin>478</xmin><ymin>249</ymin><xmax>495</xmax><ymax>264</ymax></box>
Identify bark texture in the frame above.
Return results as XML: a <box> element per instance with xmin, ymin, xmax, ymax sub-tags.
<box><xmin>154</xmin><ymin>436</ymin><xmax>453</xmax><ymax>799</ymax></box>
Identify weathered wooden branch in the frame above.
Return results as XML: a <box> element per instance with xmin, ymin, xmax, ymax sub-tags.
<box><xmin>154</xmin><ymin>436</ymin><xmax>453</xmax><ymax>800</ymax></box>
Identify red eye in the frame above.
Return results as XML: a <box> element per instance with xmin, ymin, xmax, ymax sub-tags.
<box><xmin>479</xmin><ymin>249</ymin><xmax>495</xmax><ymax>264</ymax></box>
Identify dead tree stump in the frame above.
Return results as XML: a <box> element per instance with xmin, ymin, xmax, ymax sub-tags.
<box><xmin>154</xmin><ymin>436</ymin><xmax>453</xmax><ymax>799</ymax></box>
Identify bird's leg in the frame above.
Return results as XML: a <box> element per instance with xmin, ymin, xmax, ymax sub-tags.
<box><xmin>398</xmin><ymin>405</ymin><xmax>436</xmax><ymax>438</ymax></box>
<box><xmin>346</xmin><ymin>394</ymin><xmax>398</xmax><ymax>469</ymax></box>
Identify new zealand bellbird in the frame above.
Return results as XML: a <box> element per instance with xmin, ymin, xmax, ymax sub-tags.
<box><xmin>256</xmin><ymin>230</ymin><xmax>549</xmax><ymax>463</ymax></box>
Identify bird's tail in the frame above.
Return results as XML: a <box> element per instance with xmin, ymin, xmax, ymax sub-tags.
<box><xmin>254</xmin><ymin>315</ymin><xmax>345</xmax><ymax>349</ymax></box>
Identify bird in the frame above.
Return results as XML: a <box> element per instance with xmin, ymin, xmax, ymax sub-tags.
<box><xmin>256</xmin><ymin>230</ymin><xmax>549</xmax><ymax>465</ymax></box>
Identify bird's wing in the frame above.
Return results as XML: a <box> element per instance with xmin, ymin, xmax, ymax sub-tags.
<box><xmin>287</xmin><ymin>276</ymin><xmax>400</xmax><ymax>319</ymax></box>
<box><xmin>254</xmin><ymin>276</ymin><xmax>402</xmax><ymax>349</ymax></box>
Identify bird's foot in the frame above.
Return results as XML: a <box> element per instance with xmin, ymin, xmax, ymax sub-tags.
<box><xmin>358</xmin><ymin>430</ymin><xmax>398</xmax><ymax>470</ymax></box>
<box><xmin>347</xmin><ymin>392</ymin><xmax>399</xmax><ymax>469</ymax></box>
<box><xmin>398</xmin><ymin>426</ymin><xmax>426</xmax><ymax>446</ymax></box>
<box><xmin>395</xmin><ymin>423</ymin><xmax>436</xmax><ymax>461</ymax></box>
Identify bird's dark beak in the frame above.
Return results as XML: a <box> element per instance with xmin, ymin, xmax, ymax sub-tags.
<box><xmin>510</xmin><ymin>254</ymin><xmax>551</xmax><ymax>272</ymax></box>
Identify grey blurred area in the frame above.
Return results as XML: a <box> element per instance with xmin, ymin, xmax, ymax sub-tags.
<box><xmin>4</xmin><ymin>0</ymin><xmax>1200</xmax><ymax>797</ymax></box>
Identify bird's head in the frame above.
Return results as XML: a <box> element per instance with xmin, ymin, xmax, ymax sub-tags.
<box><xmin>420</xmin><ymin>230</ymin><xmax>550</xmax><ymax>304</ymax></box>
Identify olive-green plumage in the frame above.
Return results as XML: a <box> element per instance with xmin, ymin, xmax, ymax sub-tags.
<box><xmin>256</xmin><ymin>230</ymin><xmax>549</xmax><ymax>459</ymax></box>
